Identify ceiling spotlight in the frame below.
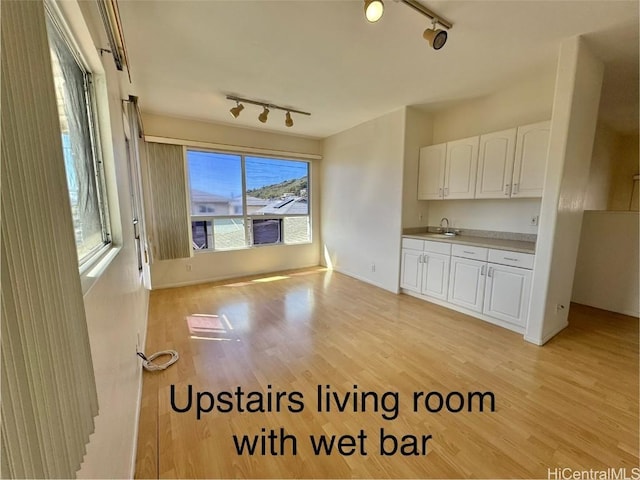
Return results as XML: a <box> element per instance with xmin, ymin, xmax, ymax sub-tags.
<box><xmin>229</xmin><ymin>102</ymin><xmax>244</xmax><ymax>118</ymax></box>
<box><xmin>258</xmin><ymin>106</ymin><xmax>270</xmax><ymax>123</ymax></box>
<box><xmin>364</xmin><ymin>0</ymin><xmax>384</xmax><ymax>23</ymax></box>
<box><xmin>423</xmin><ymin>22</ymin><xmax>448</xmax><ymax>50</ymax></box>
<box><xmin>285</xmin><ymin>111</ymin><xmax>294</xmax><ymax>128</ymax></box>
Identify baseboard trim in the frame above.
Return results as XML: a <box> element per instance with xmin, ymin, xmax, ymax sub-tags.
<box><xmin>332</xmin><ymin>267</ymin><xmax>398</xmax><ymax>294</ymax></box>
<box><xmin>524</xmin><ymin>320</ymin><xmax>568</xmax><ymax>346</ymax></box>
<box><xmin>152</xmin><ymin>263</ymin><xmax>322</xmax><ymax>290</ymax></box>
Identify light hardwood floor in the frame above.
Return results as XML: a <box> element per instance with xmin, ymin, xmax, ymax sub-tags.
<box><xmin>135</xmin><ymin>267</ymin><xmax>638</xmax><ymax>478</ymax></box>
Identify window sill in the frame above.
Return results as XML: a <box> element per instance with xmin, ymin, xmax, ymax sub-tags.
<box><xmin>80</xmin><ymin>245</ymin><xmax>121</xmax><ymax>295</ymax></box>
<box><xmin>192</xmin><ymin>241</ymin><xmax>313</xmax><ymax>254</ymax></box>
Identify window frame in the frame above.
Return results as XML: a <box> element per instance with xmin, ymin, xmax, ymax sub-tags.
<box><xmin>45</xmin><ymin>4</ymin><xmax>112</xmax><ymax>268</ymax></box>
<box><xmin>186</xmin><ymin>148</ymin><xmax>312</xmax><ymax>252</ymax></box>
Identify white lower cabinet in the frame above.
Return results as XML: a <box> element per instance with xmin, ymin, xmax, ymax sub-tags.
<box><xmin>400</xmin><ymin>248</ymin><xmax>423</xmax><ymax>293</ymax></box>
<box><xmin>400</xmin><ymin>236</ymin><xmax>535</xmax><ymax>334</ymax></box>
<box><xmin>400</xmin><ymin>239</ymin><xmax>451</xmax><ymax>299</ymax></box>
<box><xmin>483</xmin><ymin>263</ymin><xmax>532</xmax><ymax>327</ymax></box>
<box><xmin>422</xmin><ymin>253</ymin><xmax>450</xmax><ymax>301</ymax></box>
<box><xmin>448</xmin><ymin>256</ymin><xmax>486</xmax><ymax>313</ymax></box>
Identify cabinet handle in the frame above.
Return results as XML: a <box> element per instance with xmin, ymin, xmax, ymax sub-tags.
<box><xmin>505</xmin><ymin>184</ymin><xmax>511</xmax><ymax>196</ymax></box>
<box><xmin>463</xmin><ymin>250</ymin><xmax>475</xmax><ymax>255</ymax></box>
<box><xmin>488</xmin><ymin>267</ymin><xmax>493</xmax><ymax>277</ymax></box>
<box><xmin>513</xmin><ymin>183</ymin><xmax>519</xmax><ymax>195</ymax></box>
<box><xmin>504</xmin><ymin>257</ymin><xmax>518</xmax><ymax>262</ymax></box>
<box><xmin>439</xmin><ymin>187</ymin><xmax>443</xmax><ymax>198</ymax></box>
<box><xmin>444</xmin><ymin>187</ymin><xmax>449</xmax><ymax>197</ymax></box>
<box><xmin>481</xmin><ymin>264</ymin><xmax>486</xmax><ymax>276</ymax></box>
<box><xmin>418</xmin><ymin>255</ymin><xmax>423</xmax><ymax>264</ymax></box>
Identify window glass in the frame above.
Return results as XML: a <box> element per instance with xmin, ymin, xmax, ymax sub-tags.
<box><xmin>284</xmin><ymin>216</ymin><xmax>310</xmax><ymax>244</ymax></box>
<box><xmin>188</xmin><ymin>151</ymin><xmax>243</xmax><ymax>217</ymax></box>
<box><xmin>213</xmin><ymin>218</ymin><xmax>246</xmax><ymax>250</ymax></box>
<box><xmin>47</xmin><ymin>16</ymin><xmax>109</xmax><ymax>262</ymax></box>
<box><xmin>187</xmin><ymin>150</ymin><xmax>310</xmax><ymax>250</ymax></box>
<box><xmin>246</xmin><ymin>157</ymin><xmax>309</xmax><ymax>215</ymax></box>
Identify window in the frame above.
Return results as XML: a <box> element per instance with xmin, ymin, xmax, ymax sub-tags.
<box><xmin>46</xmin><ymin>14</ymin><xmax>110</xmax><ymax>264</ymax></box>
<box><xmin>187</xmin><ymin>150</ymin><xmax>311</xmax><ymax>250</ymax></box>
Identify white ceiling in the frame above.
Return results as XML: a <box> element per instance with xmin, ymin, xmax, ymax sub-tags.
<box><xmin>119</xmin><ymin>0</ymin><xmax>639</xmax><ymax>138</ymax></box>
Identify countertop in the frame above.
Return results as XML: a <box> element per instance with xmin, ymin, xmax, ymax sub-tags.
<box><xmin>402</xmin><ymin>233</ymin><xmax>536</xmax><ymax>254</ymax></box>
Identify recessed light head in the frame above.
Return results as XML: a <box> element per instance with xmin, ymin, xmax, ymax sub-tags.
<box><xmin>285</xmin><ymin>111</ymin><xmax>293</xmax><ymax>128</ymax></box>
<box><xmin>364</xmin><ymin>0</ymin><xmax>384</xmax><ymax>23</ymax></box>
<box><xmin>423</xmin><ymin>27</ymin><xmax>448</xmax><ymax>50</ymax></box>
<box><xmin>229</xmin><ymin>102</ymin><xmax>244</xmax><ymax>118</ymax></box>
<box><xmin>258</xmin><ymin>107</ymin><xmax>270</xmax><ymax>123</ymax></box>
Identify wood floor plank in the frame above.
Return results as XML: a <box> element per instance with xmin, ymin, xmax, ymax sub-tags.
<box><xmin>134</xmin><ymin>267</ymin><xmax>639</xmax><ymax>478</ymax></box>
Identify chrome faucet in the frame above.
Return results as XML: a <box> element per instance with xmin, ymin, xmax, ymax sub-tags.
<box><xmin>440</xmin><ymin>217</ymin><xmax>450</xmax><ymax>234</ymax></box>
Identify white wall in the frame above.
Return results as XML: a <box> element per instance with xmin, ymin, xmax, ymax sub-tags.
<box><xmin>61</xmin><ymin>2</ymin><xmax>150</xmax><ymax>478</ymax></box>
<box><xmin>609</xmin><ymin>133</ymin><xmax>640</xmax><ymax>211</ymax></box>
<box><xmin>427</xmin><ymin>198</ymin><xmax>541</xmax><ymax>234</ymax></box>
<box><xmin>142</xmin><ymin>114</ymin><xmax>323</xmax><ymax>288</ymax></box>
<box><xmin>526</xmin><ymin>36</ymin><xmax>604</xmax><ymax>345</ymax></box>
<box><xmin>402</xmin><ymin>107</ymin><xmax>432</xmax><ymax>229</ymax></box>
<box><xmin>431</xmin><ymin>68</ymin><xmax>557</xmax><ymax>144</ymax></box>
<box><xmin>584</xmin><ymin>121</ymin><xmax>618</xmax><ymax>211</ymax></box>
<box><xmin>422</xmin><ymin>69</ymin><xmax>555</xmax><ymax>231</ymax></box>
<box><xmin>572</xmin><ymin>212</ymin><xmax>639</xmax><ymax>316</ymax></box>
<box><xmin>322</xmin><ymin>108</ymin><xmax>406</xmax><ymax>293</ymax></box>
<box><xmin>143</xmin><ymin>112</ymin><xmax>322</xmax><ymax>157</ymax></box>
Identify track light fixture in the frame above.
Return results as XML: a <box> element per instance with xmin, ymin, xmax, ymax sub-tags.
<box><xmin>258</xmin><ymin>107</ymin><xmax>270</xmax><ymax>123</ymax></box>
<box><xmin>226</xmin><ymin>95</ymin><xmax>310</xmax><ymax>128</ymax></box>
<box><xmin>423</xmin><ymin>20</ymin><xmax>448</xmax><ymax>50</ymax></box>
<box><xmin>364</xmin><ymin>0</ymin><xmax>384</xmax><ymax>23</ymax></box>
<box><xmin>229</xmin><ymin>102</ymin><xmax>244</xmax><ymax>118</ymax></box>
<box><xmin>365</xmin><ymin>0</ymin><xmax>453</xmax><ymax>49</ymax></box>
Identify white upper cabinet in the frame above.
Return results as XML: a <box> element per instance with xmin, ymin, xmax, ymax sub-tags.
<box><xmin>444</xmin><ymin>136</ymin><xmax>479</xmax><ymax>199</ymax></box>
<box><xmin>512</xmin><ymin>120</ymin><xmax>550</xmax><ymax>198</ymax></box>
<box><xmin>475</xmin><ymin>128</ymin><xmax>517</xmax><ymax>199</ymax></box>
<box><xmin>418</xmin><ymin>144</ymin><xmax>446</xmax><ymax>200</ymax></box>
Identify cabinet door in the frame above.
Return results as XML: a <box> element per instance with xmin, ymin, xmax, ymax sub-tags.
<box><xmin>400</xmin><ymin>249</ymin><xmax>423</xmax><ymax>293</ymax></box>
<box><xmin>512</xmin><ymin>121</ymin><xmax>550</xmax><ymax>198</ymax></box>
<box><xmin>475</xmin><ymin>128</ymin><xmax>517</xmax><ymax>199</ymax></box>
<box><xmin>421</xmin><ymin>252</ymin><xmax>450</xmax><ymax>300</ymax></box>
<box><xmin>444</xmin><ymin>136</ymin><xmax>479</xmax><ymax>199</ymax></box>
<box><xmin>448</xmin><ymin>257</ymin><xmax>486</xmax><ymax>313</ymax></box>
<box><xmin>483</xmin><ymin>263</ymin><xmax>532</xmax><ymax>327</ymax></box>
<box><xmin>418</xmin><ymin>144</ymin><xmax>446</xmax><ymax>200</ymax></box>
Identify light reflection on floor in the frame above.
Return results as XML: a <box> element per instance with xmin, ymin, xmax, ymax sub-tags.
<box><xmin>186</xmin><ymin>313</ymin><xmax>239</xmax><ymax>341</ymax></box>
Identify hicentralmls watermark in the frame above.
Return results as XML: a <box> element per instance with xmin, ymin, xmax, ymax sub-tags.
<box><xmin>548</xmin><ymin>468</ymin><xmax>640</xmax><ymax>480</ymax></box>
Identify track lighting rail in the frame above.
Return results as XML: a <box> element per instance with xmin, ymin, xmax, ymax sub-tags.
<box><xmin>226</xmin><ymin>95</ymin><xmax>311</xmax><ymax>116</ymax></box>
<box><xmin>400</xmin><ymin>0</ymin><xmax>453</xmax><ymax>29</ymax></box>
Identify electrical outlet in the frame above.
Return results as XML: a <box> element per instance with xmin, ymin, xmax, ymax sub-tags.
<box><xmin>371</xmin><ymin>263</ymin><xmax>376</xmax><ymax>273</ymax></box>
<box><xmin>530</xmin><ymin>215</ymin><xmax>539</xmax><ymax>226</ymax></box>
<box><xmin>186</xmin><ymin>264</ymin><xmax>192</xmax><ymax>272</ymax></box>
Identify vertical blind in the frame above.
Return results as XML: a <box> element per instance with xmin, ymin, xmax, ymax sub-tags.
<box><xmin>1</xmin><ymin>1</ymin><xmax>98</xmax><ymax>478</ymax></box>
<box><xmin>145</xmin><ymin>142</ymin><xmax>192</xmax><ymax>260</ymax></box>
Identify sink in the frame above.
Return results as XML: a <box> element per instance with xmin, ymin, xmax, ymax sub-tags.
<box><xmin>426</xmin><ymin>233</ymin><xmax>457</xmax><ymax>238</ymax></box>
